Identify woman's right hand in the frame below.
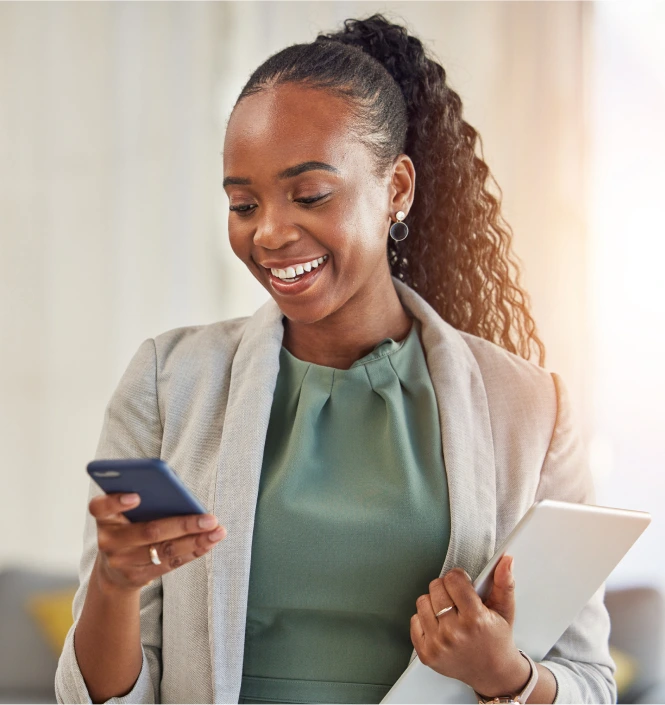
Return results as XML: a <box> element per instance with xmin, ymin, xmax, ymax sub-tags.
<box><xmin>89</xmin><ymin>492</ymin><xmax>227</xmax><ymax>594</ymax></box>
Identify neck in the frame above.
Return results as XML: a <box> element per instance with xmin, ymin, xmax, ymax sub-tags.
<box><xmin>281</xmin><ymin>272</ymin><xmax>413</xmax><ymax>369</ymax></box>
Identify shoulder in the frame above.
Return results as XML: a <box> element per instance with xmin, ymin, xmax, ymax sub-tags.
<box><xmin>459</xmin><ymin>330</ymin><xmax>553</xmax><ymax>392</ymax></box>
<box><xmin>151</xmin><ymin>315</ymin><xmax>251</xmax><ymax>368</ymax></box>
<box><xmin>456</xmin><ymin>332</ymin><xmax>571</xmax><ymax>507</ymax></box>
<box><xmin>139</xmin><ymin>316</ymin><xmax>252</xmax><ymax>426</ymax></box>
<box><xmin>457</xmin><ymin>330</ymin><xmax>557</xmax><ymax>428</ymax></box>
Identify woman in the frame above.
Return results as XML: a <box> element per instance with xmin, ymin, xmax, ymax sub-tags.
<box><xmin>55</xmin><ymin>14</ymin><xmax>616</xmax><ymax>705</ymax></box>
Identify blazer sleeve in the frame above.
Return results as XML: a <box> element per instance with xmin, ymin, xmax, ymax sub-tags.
<box><xmin>533</xmin><ymin>372</ymin><xmax>618</xmax><ymax>704</ymax></box>
<box><xmin>55</xmin><ymin>338</ymin><xmax>164</xmax><ymax>704</ymax></box>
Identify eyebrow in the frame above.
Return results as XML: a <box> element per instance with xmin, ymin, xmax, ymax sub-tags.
<box><xmin>222</xmin><ymin>161</ymin><xmax>340</xmax><ymax>188</ymax></box>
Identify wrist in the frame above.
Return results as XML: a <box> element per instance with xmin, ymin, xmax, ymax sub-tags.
<box><xmin>474</xmin><ymin>650</ymin><xmax>533</xmax><ymax>701</ymax></box>
<box><xmin>93</xmin><ymin>556</ymin><xmax>142</xmax><ymax>600</ymax></box>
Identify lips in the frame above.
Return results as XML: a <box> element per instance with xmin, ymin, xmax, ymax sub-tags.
<box><xmin>267</xmin><ymin>255</ymin><xmax>329</xmax><ymax>295</ymax></box>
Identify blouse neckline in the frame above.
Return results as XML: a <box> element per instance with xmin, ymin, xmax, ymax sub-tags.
<box><xmin>280</xmin><ymin>318</ymin><xmax>419</xmax><ymax>372</ymax></box>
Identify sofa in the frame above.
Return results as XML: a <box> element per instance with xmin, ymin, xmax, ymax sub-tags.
<box><xmin>0</xmin><ymin>565</ymin><xmax>662</xmax><ymax>703</ymax></box>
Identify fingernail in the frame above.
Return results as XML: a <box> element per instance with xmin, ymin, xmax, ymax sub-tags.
<box><xmin>120</xmin><ymin>493</ymin><xmax>139</xmax><ymax>505</ymax></box>
<box><xmin>462</xmin><ymin>569</ymin><xmax>472</xmax><ymax>581</ymax></box>
<box><xmin>199</xmin><ymin>515</ymin><xmax>217</xmax><ymax>529</ymax></box>
<box><xmin>509</xmin><ymin>557</ymin><xmax>515</xmax><ymax>574</ymax></box>
<box><xmin>208</xmin><ymin>526</ymin><xmax>225</xmax><ymax>540</ymax></box>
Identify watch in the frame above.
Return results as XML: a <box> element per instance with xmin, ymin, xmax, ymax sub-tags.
<box><xmin>475</xmin><ymin>650</ymin><xmax>539</xmax><ymax>704</ymax></box>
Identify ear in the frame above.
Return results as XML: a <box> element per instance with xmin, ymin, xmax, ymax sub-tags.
<box><xmin>388</xmin><ymin>153</ymin><xmax>416</xmax><ymax>218</ymax></box>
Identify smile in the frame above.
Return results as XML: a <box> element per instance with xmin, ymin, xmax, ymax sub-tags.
<box><xmin>266</xmin><ymin>255</ymin><xmax>329</xmax><ymax>295</ymax></box>
<box><xmin>269</xmin><ymin>255</ymin><xmax>329</xmax><ymax>281</ymax></box>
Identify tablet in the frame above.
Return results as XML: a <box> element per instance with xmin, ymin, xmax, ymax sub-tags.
<box><xmin>381</xmin><ymin>499</ymin><xmax>651</xmax><ymax>704</ymax></box>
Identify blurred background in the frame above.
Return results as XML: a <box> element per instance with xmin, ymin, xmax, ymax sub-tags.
<box><xmin>0</xmin><ymin>1</ymin><xmax>663</xmax><ymax>702</ymax></box>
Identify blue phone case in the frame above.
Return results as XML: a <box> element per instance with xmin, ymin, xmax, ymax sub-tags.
<box><xmin>86</xmin><ymin>458</ymin><xmax>208</xmax><ymax>522</ymax></box>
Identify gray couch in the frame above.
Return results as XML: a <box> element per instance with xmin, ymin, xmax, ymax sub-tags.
<box><xmin>1</xmin><ymin>565</ymin><xmax>663</xmax><ymax>703</ymax></box>
<box><xmin>0</xmin><ymin>566</ymin><xmax>78</xmax><ymax>703</ymax></box>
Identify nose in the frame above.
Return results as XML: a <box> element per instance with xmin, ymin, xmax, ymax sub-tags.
<box><xmin>253</xmin><ymin>204</ymin><xmax>300</xmax><ymax>250</ymax></box>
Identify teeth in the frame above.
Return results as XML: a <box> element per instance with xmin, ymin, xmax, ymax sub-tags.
<box><xmin>270</xmin><ymin>255</ymin><xmax>328</xmax><ymax>280</ymax></box>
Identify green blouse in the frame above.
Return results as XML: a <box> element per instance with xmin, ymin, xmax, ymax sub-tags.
<box><xmin>239</xmin><ymin>318</ymin><xmax>451</xmax><ymax>704</ymax></box>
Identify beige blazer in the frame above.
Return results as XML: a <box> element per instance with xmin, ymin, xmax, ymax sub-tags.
<box><xmin>55</xmin><ymin>276</ymin><xmax>617</xmax><ymax>704</ymax></box>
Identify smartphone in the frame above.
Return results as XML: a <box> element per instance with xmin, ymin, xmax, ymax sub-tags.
<box><xmin>86</xmin><ymin>458</ymin><xmax>208</xmax><ymax>522</ymax></box>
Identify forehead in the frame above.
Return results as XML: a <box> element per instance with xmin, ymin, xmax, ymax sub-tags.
<box><xmin>223</xmin><ymin>84</ymin><xmax>361</xmax><ymax>176</ymax></box>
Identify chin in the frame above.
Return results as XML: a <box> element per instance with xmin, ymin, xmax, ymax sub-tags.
<box><xmin>273</xmin><ymin>299</ymin><xmax>335</xmax><ymax>326</ymax></box>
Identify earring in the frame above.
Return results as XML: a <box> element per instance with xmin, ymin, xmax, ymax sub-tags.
<box><xmin>389</xmin><ymin>210</ymin><xmax>409</xmax><ymax>242</ymax></box>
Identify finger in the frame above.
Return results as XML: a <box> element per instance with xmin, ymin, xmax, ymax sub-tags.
<box><xmin>105</xmin><ymin>525</ymin><xmax>227</xmax><ymax>586</ymax></box>
<box><xmin>428</xmin><ymin>577</ymin><xmax>455</xmax><ymax>615</ymax></box>
<box><xmin>110</xmin><ymin>512</ymin><xmax>221</xmax><ymax>551</ymax></box>
<box><xmin>148</xmin><ymin>531</ymin><xmax>223</xmax><ymax>575</ymax></box>
<box><xmin>136</xmin><ymin>525</ymin><xmax>227</xmax><ymax>567</ymax></box>
<box><xmin>442</xmin><ymin>567</ymin><xmax>483</xmax><ymax>617</ymax></box>
<box><xmin>484</xmin><ymin>554</ymin><xmax>516</xmax><ymax>625</ymax></box>
<box><xmin>89</xmin><ymin>492</ymin><xmax>141</xmax><ymax>525</ymax></box>
<box><xmin>410</xmin><ymin>612</ymin><xmax>426</xmax><ymax>654</ymax></box>
<box><xmin>415</xmin><ymin>593</ymin><xmax>440</xmax><ymax>636</ymax></box>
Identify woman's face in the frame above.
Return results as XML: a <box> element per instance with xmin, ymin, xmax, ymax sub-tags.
<box><xmin>222</xmin><ymin>83</ymin><xmax>411</xmax><ymax>325</ymax></box>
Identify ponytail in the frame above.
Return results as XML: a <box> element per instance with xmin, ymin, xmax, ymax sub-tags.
<box><xmin>235</xmin><ymin>13</ymin><xmax>546</xmax><ymax>365</ymax></box>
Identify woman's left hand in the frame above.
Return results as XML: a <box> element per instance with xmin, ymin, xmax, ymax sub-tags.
<box><xmin>410</xmin><ymin>555</ymin><xmax>531</xmax><ymax>698</ymax></box>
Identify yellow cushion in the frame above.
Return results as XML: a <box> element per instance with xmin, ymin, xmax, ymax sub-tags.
<box><xmin>24</xmin><ymin>588</ymin><xmax>77</xmax><ymax>656</ymax></box>
<box><xmin>610</xmin><ymin>645</ymin><xmax>639</xmax><ymax>696</ymax></box>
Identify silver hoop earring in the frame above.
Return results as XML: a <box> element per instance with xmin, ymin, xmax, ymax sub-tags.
<box><xmin>389</xmin><ymin>210</ymin><xmax>408</xmax><ymax>242</ymax></box>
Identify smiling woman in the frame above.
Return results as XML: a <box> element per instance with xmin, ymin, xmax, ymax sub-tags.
<box><xmin>223</xmin><ymin>79</ymin><xmax>416</xmax><ymax>368</ymax></box>
<box><xmin>222</xmin><ymin>21</ymin><xmax>545</xmax><ymax>370</ymax></box>
<box><xmin>55</xmin><ymin>13</ymin><xmax>616</xmax><ymax>705</ymax></box>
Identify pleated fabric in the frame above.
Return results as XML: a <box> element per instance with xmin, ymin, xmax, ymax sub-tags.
<box><xmin>239</xmin><ymin>318</ymin><xmax>451</xmax><ymax>704</ymax></box>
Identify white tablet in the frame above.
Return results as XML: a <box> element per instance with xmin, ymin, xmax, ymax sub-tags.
<box><xmin>381</xmin><ymin>499</ymin><xmax>651</xmax><ymax>704</ymax></box>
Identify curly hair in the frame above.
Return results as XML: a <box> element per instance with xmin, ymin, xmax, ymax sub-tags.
<box><xmin>234</xmin><ymin>13</ymin><xmax>546</xmax><ymax>365</ymax></box>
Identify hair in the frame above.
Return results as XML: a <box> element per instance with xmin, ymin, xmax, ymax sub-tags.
<box><xmin>233</xmin><ymin>13</ymin><xmax>546</xmax><ymax>365</ymax></box>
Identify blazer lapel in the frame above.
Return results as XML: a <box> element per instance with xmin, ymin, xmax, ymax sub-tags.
<box><xmin>209</xmin><ymin>296</ymin><xmax>285</xmax><ymax>704</ymax></box>
<box><xmin>208</xmin><ymin>276</ymin><xmax>497</xmax><ymax>702</ymax></box>
<box><xmin>391</xmin><ymin>278</ymin><xmax>497</xmax><ymax>671</ymax></box>
<box><xmin>392</xmin><ymin>276</ymin><xmax>497</xmax><ymax>580</ymax></box>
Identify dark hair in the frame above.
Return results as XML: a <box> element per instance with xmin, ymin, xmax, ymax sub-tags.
<box><xmin>234</xmin><ymin>13</ymin><xmax>546</xmax><ymax>365</ymax></box>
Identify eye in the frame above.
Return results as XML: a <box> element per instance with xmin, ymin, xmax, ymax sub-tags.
<box><xmin>295</xmin><ymin>193</ymin><xmax>330</xmax><ymax>205</ymax></box>
<box><xmin>229</xmin><ymin>193</ymin><xmax>330</xmax><ymax>217</ymax></box>
<box><xmin>229</xmin><ymin>204</ymin><xmax>256</xmax><ymax>216</ymax></box>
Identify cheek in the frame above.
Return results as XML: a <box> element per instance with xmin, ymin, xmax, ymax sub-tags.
<box><xmin>339</xmin><ymin>200</ymin><xmax>388</xmax><ymax>261</ymax></box>
<box><xmin>228</xmin><ymin>224</ymin><xmax>251</xmax><ymax>262</ymax></box>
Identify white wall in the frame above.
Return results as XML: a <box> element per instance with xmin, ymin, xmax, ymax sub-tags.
<box><xmin>0</xmin><ymin>2</ymin><xmax>594</xmax><ymax>572</ymax></box>
<box><xmin>0</xmin><ymin>2</ymin><xmax>233</xmax><ymax>569</ymax></box>
<box><xmin>588</xmin><ymin>2</ymin><xmax>665</xmax><ymax>591</ymax></box>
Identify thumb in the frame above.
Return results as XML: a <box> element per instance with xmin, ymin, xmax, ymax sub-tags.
<box><xmin>484</xmin><ymin>554</ymin><xmax>516</xmax><ymax>625</ymax></box>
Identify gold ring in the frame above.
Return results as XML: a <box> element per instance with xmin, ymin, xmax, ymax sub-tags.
<box><xmin>149</xmin><ymin>545</ymin><xmax>161</xmax><ymax>565</ymax></box>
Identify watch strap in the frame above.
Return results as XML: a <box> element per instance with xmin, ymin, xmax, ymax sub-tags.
<box><xmin>514</xmin><ymin>650</ymin><xmax>538</xmax><ymax>703</ymax></box>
